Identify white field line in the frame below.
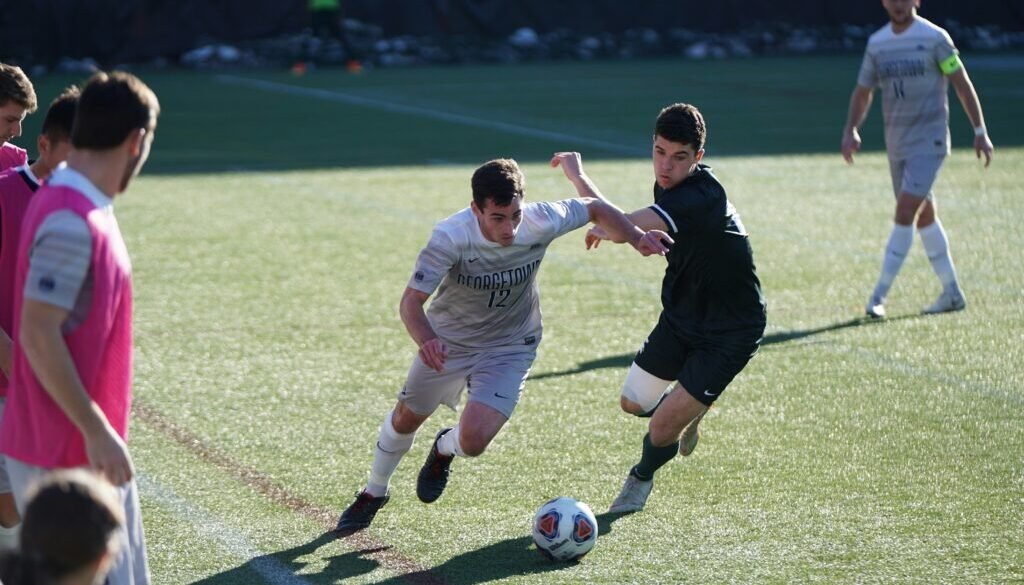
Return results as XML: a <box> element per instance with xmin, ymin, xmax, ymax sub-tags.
<box><xmin>138</xmin><ymin>474</ymin><xmax>314</xmax><ymax>585</ymax></box>
<box><xmin>215</xmin><ymin>74</ymin><xmax>647</xmax><ymax>157</ymax></box>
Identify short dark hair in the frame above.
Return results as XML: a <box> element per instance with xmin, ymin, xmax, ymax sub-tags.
<box><xmin>0</xmin><ymin>63</ymin><xmax>37</xmax><ymax>113</ymax></box>
<box><xmin>655</xmin><ymin>103</ymin><xmax>706</xmax><ymax>152</ymax></box>
<box><xmin>40</xmin><ymin>85</ymin><xmax>80</xmax><ymax>142</ymax></box>
<box><xmin>72</xmin><ymin>71</ymin><xmax>160</xmax><ymax>150</ymax></box>
<box><xmin>471</xmin><ymin>158</ymin><xmax>524</xmax><ymax>209</ymax></box>
<box><xmin>7</xmin><ymin>471</ymin><xmax>123</xmax><ymax>583</ymax></box>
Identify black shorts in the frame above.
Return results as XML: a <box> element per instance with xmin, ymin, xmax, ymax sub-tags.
<box><xmin>633</xmin><ymin>316</ymin><xmax>762</xmax><ymax>406</ymax></box>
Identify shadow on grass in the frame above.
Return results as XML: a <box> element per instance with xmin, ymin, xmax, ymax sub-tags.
<box><xmin>191</xmin><ymin>532</ymin><xmax>386</xmax><ymax>585</ymax></box>
<box><xmin>531</xmin><ymin>315</ymin><xmax>922</xmax><ymax>381</ymax></box>
<box><xmin>373</xmin><ymin>512</ymin><xmax>632</xmax><ymax>585</ymax></box>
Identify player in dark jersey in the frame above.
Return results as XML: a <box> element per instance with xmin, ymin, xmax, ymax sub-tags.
<box><xmin>574</xmin><ymin>103</ymin><xmax>766</xmax><ymax>513</ymax></box>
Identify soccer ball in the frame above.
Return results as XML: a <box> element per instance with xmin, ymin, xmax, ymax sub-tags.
<box><xmin>531</xmin><ymin>496</ymin><xmax>598</xmax><ymax>561</ymax></box>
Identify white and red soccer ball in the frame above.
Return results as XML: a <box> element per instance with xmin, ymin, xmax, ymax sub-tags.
<box><xmin>532</xmin><ymin>496</ymin><xmax>598</xmax><ymax>561</ymax></box>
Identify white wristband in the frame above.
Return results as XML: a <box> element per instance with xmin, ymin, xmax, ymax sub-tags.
<box><xmin>974</xmin><ymin>126</ymin><xmax>987</xmax><ymax>137</ymax></box>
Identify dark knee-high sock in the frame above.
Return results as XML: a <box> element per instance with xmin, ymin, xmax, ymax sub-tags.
<box><xmin>631</xmin><ymin>432</ymin><xmax>679</xmax><ymax>481</ymax></box>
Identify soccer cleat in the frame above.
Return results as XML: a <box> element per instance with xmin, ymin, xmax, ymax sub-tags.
<box><xmin>922</xmin><ymin>290</ymin><xmax>966</xmax><ymax>315</ymax></box>
<box><xmin>865</xmin><ymin>296</ymin><xmax>886</xmax><ymax>319</ymax></box>
<box><xmin>334</xmin><ymin>490</ymin><xmax>390</xmax><ymax>537</ymax></box>
<box><xmin>416</xmin><ymin>428</ymin><xmax>455</xmax><ymax>503</ymax></box>
<box><xmin>607</xmin><ymin>471</ymin><xmax>654</xmax><ymax>513</ymax></box>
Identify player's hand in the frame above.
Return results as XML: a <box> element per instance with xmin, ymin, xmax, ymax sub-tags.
<box><xmin>85</xmin><ymin>425</ymin><xmax>134</xmax><ymax>486</ymax></box>
<box><xmin>633</xmin><ymin>230</ymin><xmax>673</xmax><ymax>256</ymax></box>
<box><xmin>585</xmin><ymin>226</ymin><xmax>609</xmax><ymax>250</ymax></box>
<box><xmin>841</xmin><ymin>128</ymin><xmax>862</xmax><ymax>164</ymax></box>
<box><xmin>551</xmin><ymin>152</ymin><xmax>585</xmax><ymax>182</ymax></box>
<box><xmin>419</xmin><ymin>337</ymin><xmax>448</xmax><ymax>373</ymax></box>
<box><xmin>975</xmin><ymin>134</ymin><xmax>994</xmax><ymax>168</ymax></box>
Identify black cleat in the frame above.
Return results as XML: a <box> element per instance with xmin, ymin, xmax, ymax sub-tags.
<box><xmin>416</xmin><ymin>428</ymin><xmax>455</xmax><ymax>503</ymax></box>
<box><xmin>334</xmin><ymin>490</ymin><xmax>389</xmax><ymax>537</ymax></box>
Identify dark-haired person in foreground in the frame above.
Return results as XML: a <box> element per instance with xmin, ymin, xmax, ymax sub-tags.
<box><xmin>0</xmin><ymin>71</ymin><xmax>160</xmax><ymax>585</ymax></box>
<box><xmin>0</xmin><ymin>469</ymin><xmax>123</xmax><ymax>585</ymax></box>
<box><xmin>335</xmin><ymin>155</ymin><xmax>672</xmax><ymax>536</ymax></box>
<box><xmin>0</xmin><ymin>85</ymin><xmax>80</xmax><ymax>550</ymax></box>
<box><xmin>574</xmin><ymin>103</ymin><xmax>766</xmax><ymax>513</ymax></box>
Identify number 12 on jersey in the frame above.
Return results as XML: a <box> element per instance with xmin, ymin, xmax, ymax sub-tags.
<box><xmin>488</xmin><ymin>289</ymin><xmax>510</xmax><ymax>308</ymax></box>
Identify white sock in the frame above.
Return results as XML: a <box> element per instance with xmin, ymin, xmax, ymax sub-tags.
<box><xmin>0</xmin><ymin>523</ymin><xmax>18</xmax><ymax>550</ymax></box>
<box><xmin>366</xmin><ymin>410</ymin><xmax>416</xmax><ymax>497</ymax></box>
<box><xmin>918</xmin><ymin>220</ymin><xmax>962</xmax><ymax>296</ymax></box>
<box><xmin>872</xmin><ymin>224</ymin><xmax>915</xmax><ymax>302</ymax></box>
<box><xmin>435</xmin><ymin>426</ymin><xmax>465</xmax><ymax>458</ymax></box>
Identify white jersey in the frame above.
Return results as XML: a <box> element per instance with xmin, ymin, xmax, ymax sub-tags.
<box><xmin>857</xmin><ymin>16</ymin><xmax>959</xmax><ymax>160</ymax></box>
<box><xmin>408</xmin><ymin>199</ymin><xmax>590</xmax><ymax>352</ymax></box>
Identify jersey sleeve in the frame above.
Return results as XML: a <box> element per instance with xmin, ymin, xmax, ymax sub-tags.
<box><xmin>534</xmin><ymin>199</ymin><xmax>591</xmax><ymax>240</ymax></box>
<box><xmin>650</xmin><ymin>190</ymin><xmax>720</xmax><ymax>236</ymax></box>
<box><xmin>933</xmin><ymin>30</ymin><xmax>961</xmax><ymax>76</ymax></box>
<box><xmin>23</xmin><ymin>210</ymin><xmax>93</xmax><ymax>311</ymax></box>
<box><xmin>407</xmin><ymin>228</ymin><xmax>458</xmax><ymax>295</ymax></box>
<box><xmin>856</xmin><ymin>48</ymin><xmax>878</xmax><ymax>88</ymax></box>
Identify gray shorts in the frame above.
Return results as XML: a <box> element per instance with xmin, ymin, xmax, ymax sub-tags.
<box><xmin>398</xmin><ymin>347</ymin><xmax>537</xmax><ymax>419</ymax></box>
<box><xmin>6</xmin><ymin>457</ymin><xmax>150</xmax><ymax>585</ymax></box>
<box><xmin>889</xmin><ymin>154</ymin><xmax>945</xmax><ymax>200</ymax></box>
<box><xmin>0</xmin><ymin>399</ymin><xmax>8</xmax><ymax>493</ymax></box>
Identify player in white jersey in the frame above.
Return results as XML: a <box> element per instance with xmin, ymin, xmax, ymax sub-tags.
<box><xmin>841</xmin><ymin>0</ymin><xmax>994</xmax><ymax>318</ymax></box>
<box><xmin>335</xmin><ymin>155</ymin><xmax>671</xmax><ymax>536</ymax></box>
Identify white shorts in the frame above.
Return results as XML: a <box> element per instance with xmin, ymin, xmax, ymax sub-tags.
<box><xmin>889</xmin><ymin>155</ymin><xmax>945</xmax><ymax>200</ymax></box>
<box><xmin>397</xmin><ymin>347</ymin><xmax>537</xmax><ymax>419</ymax></box>
<box><xmin>5</xmin><ymin>457</ymin><xmax>150</xmax><ymax>585</ymax></box>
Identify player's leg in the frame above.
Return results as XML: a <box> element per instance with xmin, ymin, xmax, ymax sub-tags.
<box><xmin>0</xmin><ymin>400</ymin><xmax>20</xmax><ymax>549</ymax></box>
<box><xmin>910</xmin><ymin>157</ymin><xmax>965</xmax><ymax>313</ymax></box>
<box><xmin>866</xmin><ymin>159</ymin><xmax>926</xmax><ymax>317</ymax></box>
<box><xmin>611</xmin><ymin>339</ymin><xmax>758</xmax><ymax>513</ymax></box>
<box><xmin>418</xmin><ymin>349</ymin><xmax>531</xmax><ymax>503</ymax></box>
<box><xmin>336</xmin><ymin>355</ymin><xmax>466</xmax><ymax>536</ymax></box>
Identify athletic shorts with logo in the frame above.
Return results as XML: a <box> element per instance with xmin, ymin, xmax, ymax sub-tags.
<box><xmin>889</xmin><ymin>154</ymin><xmax>945</xmax><ymax>200</ymax></box>
<box><xmin>397</xmin><ymin>345</ymin><xmax>537</xmax><ymax>419</ymax></box>
<box><xmin>633</xmin><ymin>315</ymin><xmax>762</xmax><ymax>406</ymax></box>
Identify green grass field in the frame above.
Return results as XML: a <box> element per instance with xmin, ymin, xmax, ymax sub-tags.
<box><xmin>19</xmin><ymin>55</ymin><xmax>1024</xmax><ymax>584</ymax></box>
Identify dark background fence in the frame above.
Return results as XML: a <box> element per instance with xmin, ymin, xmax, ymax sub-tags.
<box><xmin>2</xmin><ymin>0</ymin><xmax>1022</xmax><ymax>65</ymax></box>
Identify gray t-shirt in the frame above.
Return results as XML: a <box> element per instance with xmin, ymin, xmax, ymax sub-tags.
<box><xmin>408</xmin><ymin>199</ymin><xmax>590</xmax><ymax>352</ymax></box>
<box><xmin>857</xmin><ymin>15</ymin><xmax>958</xmax><ymax>160</ymax></box>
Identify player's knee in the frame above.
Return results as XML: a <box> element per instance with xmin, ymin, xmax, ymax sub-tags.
<box><xmin>0</xmin><ymin>495</ymin><xmax>20</xmax><ymax>528</ymax></box>
<box><xmin>648</xmin><ymin>422</ymin><xmax>679</xmax><ymax>448</ymax></box>
<box><xmin>391</xmin><ymin>403</ymin><xmax>426</xmax><ymax>435</ymax></box>
<box><xmin>457</xmin><ymin>431</ymin><xmax>489</xmax><ymax>457</ymax></box>
<box><xmin>620</xmin><ymin>396</ymin><xmax>645</xmax><ymax>415</ymax></box>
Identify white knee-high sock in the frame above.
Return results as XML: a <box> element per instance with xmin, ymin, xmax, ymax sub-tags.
<box><xmin>872</xmin><ymin>224</ymin><xmax>915</xmax><ymax>302</ymax></box>
<box><xmin>918</xmin><ymin>220</ymin><xmax>962</xmax><ymax>295</ymax></box>
<box><xmin>366</xmin><ymin>410</ymin><xmax>416</xmax><ymax>497</ymax></box>
<box><xmin>435</xmin><ymin>426</ymin><xmax>465</xmax><ymax>458</ymax></box>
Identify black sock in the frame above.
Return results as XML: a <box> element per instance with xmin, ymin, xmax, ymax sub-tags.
<box><xmin>631</xmin><ymin>432</ymin><xmax>679</xmax><ymax>481</ymax></box>
<box><xmin>635</xmin><ymin>394</ymin><xmax>667</xmax><ymax>418</ymax></box>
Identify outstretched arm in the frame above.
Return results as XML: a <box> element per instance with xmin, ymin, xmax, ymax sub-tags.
<box><xmin>551</xmin><ymin>152</ymin><xmax>672</xmax><ymax>255</ymax></box>
<box><xmin>949</xmin><ymin>67</ymin><xmax>994</xmax><ymax>167</ymax></box>
<box><xmin>20</xmin><ymin>299</ymin><xmax>133</xmax><ymax>486</ymax></box>
<box><xmin>399</xmin><ymin>287</ymin><xmax>447</xmax><ymax>372</ymax></box>
<box><xmin>842</xmin><ymin>85</ymin><xmax>874</xmax><ymax>164</ymax></box>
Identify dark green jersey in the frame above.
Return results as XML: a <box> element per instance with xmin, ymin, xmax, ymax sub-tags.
<box><xmin>649</xmin><ymin>164</ymin><xmax>766</xmax><ymax>339</ymax></box>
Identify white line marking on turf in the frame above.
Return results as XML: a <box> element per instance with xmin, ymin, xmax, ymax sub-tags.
<box><xmin>215</xmin><ymin>74</ymin><xmax>647</xmax><ymax>157</ymax></box>
<box><xmin>137</xmin><ymin>474</ymin><xmax>314</xmax><ymax>585</ymax></box>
